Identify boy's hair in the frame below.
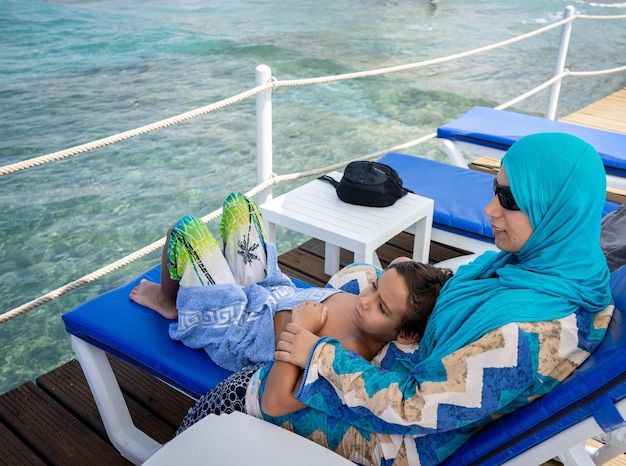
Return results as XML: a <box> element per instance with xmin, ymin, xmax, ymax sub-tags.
<box><xmin>389</xmin><ymin>261</ymin><xmax>453</xmax><ymax>342</ymax></box>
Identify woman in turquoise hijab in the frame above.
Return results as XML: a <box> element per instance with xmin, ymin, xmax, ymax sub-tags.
<box><xmin>416</xmin><ymin>131</ymin><xmax>612</xmax><ymax>364</ymax></box>
<box><xmin>264</xmin><ymin>132</ymin><xmax>613</xmax><ymax>465</ymax></box>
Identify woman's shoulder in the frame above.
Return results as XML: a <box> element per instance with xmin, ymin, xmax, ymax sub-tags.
<box><xmin>446</xmin><ymin>304</ymin><xmax>614</xmax><ymax>378</ymax></box>
<box><xmin>515</xmin><ymin>305</ymin><xmax>614</xmax><ymax>347</ymax></box>
<box><xmin>513</xmin><ymin>304</ymin><xmax>614</xmax><ymax>381</ymax></box>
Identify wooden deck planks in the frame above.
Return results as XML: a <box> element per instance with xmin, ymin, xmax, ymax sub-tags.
<box><xmin>36</xmin><ymin>359</ymin><xmax>185</xmax><ymax>445</ymax></box>
<box><xmin>560</xmin><ymin>87</ymin><xmax>626</xmax><ymax>135</ymax></box>
<box><xmin>0</xmin><ymin>356</ymin><xmax>196</xmax><ymax>465</ymax></box>
<box><xmin>0</xmin><ymin>381</ymin><xmax>130</xmax><ymax>465</ymax></box>
<box><xmin>0</xmin><ymin>420</ymin><xmax>47</xmax><ymax>466</ymax></box>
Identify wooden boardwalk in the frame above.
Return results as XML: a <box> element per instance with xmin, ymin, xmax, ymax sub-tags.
<box><xmin>1</xmin><ymin>88</ymin><xmax>625</xmax><ymax>464</ymax></box>
<box><xmin>560</xmin><ymin>87</ymin><xmax>626</xmax><ymax>135</ymax></box>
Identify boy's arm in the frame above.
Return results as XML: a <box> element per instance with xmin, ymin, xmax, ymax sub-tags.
<box><xmin>261</xmin><ymin>360</ymin><xmax>307</xmax><ymax>416</ymax></box>
<box><xmin>261</xmin><ymin>300</ymin><xmax>327</xmax><ymax>417</ymax></box>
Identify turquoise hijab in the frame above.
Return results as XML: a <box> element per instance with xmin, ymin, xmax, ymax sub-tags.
<box><xmin>419</xmin><ymin>132</ymin><xmax>612</xmax><ymax>364</ymax></box>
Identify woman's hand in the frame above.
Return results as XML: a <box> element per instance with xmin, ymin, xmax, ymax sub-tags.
<box><xmin>291</xmin><ymin>300</ymin><xmax>328</xmax><ymax>334</ymax></box>
<box><xmin>275</xmin><ymin>322</ymin><xmax>320</xmax><ymax>368</ymax></box>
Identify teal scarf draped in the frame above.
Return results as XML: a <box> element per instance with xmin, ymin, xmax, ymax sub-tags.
<box><xmin>419</xmin><ymin>132</ymin><xmax>612</xmax><ymax>365</ymax></box>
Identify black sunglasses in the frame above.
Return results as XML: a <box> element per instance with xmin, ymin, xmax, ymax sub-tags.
<box><xmin>493</xmin><ymin>179</ymin><xmax>520</xmax><ymax>210</ymax></box>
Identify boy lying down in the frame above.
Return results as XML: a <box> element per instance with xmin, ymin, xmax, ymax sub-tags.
<box><xmin>130</xmin><ymin>192</ymin><xmax>451</xmax><ymax>416</ymax></box>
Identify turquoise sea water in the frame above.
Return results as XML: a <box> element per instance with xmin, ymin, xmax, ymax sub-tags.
<box><xmin>1</xmin><ymin>0</ymin><xmax>625</xmax><ymax>395</ymax></box>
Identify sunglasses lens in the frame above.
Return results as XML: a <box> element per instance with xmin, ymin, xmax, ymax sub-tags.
<box><xmin>493</xmin><ymin>180</ymin><xmax>520</xmax><ymax>210</ymax></box>
<box><xmin>500</xmin><ymin>194</ymin><xmax>515</xmax><ymax>209</ymax></box>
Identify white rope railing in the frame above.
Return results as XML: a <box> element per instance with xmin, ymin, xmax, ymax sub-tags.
<box><xmin>568</xmin><ymin>65</ymin><xmax>626</xmax><ymax>77</ymax></box>
<box><xmin>0</xmin><ymin>86</ymin><xmax>274</xmax><ymax>176</ymax></box>
<box><xmin>497</xmin><ymin>72</ymin><xmax>568</xmax><ymax>111</ymax></box>
<box><xmin>0</xmin><ymin>132</ymin><xmax>436</xmax><ymax>324</ymax></box>
<box><xmin>3</xmin><ymin>12</ymin><xmax>625</xmax><ymax>178</ymax></box>
<box><xmin>0</xmin><ymin>11</ymin><xmax>577</xmax><ymax>178</ymax></box>
<box><xmin>577</xmin><ymin>13</ymin><xmax>626</xmax><ymax>20</ymax></box>
<box><xmin>1</xmin><ymin>11</ymin><xmax>625</xmax><ymax>322</ymax></box>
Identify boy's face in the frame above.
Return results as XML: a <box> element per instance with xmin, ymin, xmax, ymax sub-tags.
<box><xmin>352</xmin><ymin>268</ymin><xmax>409</xmax><ymax>344</ymax></box>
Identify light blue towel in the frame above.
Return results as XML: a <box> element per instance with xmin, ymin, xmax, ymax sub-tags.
<box><xmin>169</xmin><ymin>243</ymin><xmax>341</xmax><ymax>371</ymax></box>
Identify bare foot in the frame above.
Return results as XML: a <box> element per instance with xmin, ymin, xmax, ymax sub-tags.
<box><xmin>129</xmin><ymin>279</ymin><xmax>178</xmax><ymax>320</ymax></box>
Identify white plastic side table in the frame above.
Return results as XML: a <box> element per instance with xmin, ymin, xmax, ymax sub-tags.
<box><xmin>260</xmin><ymin>173</ymin><xmax>434</xmax><ymax>275</ymax></box>
<box><xmin>142</xmin><ymin>411</ymin><xmax>353</xmax><ymax>465</ymax></box>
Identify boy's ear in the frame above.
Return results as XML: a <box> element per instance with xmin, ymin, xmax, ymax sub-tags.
<box><xmin>396</xmin><ymin>333</ymin><xmax>419</xmax><ymax>345</ymax></box>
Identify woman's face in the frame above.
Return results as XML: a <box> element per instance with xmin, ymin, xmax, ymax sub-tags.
<box><xmin>484</xmin><ymin>168</ymin><xmax>533</xmax><ymax>253</ymax></box>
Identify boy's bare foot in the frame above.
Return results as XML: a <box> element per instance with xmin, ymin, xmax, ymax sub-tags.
<box><xmin>129</xmin><ymin>279</ymin><xmax>178</xmax><ymax>320</ymax></box>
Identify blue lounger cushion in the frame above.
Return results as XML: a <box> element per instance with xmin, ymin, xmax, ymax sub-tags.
<box><xmin>379</xmin><ymin>152</ymin><xmax>619</xmax><ymax>243</ymax></box>
<box><xmin>63</xmin><ymin>265</ymin><xmax>231</xmax><ymax>398</ymax></box>
<box><xmin>437</xmin><ymin>106</ymin><xmax>626</xmax><ymax>177</ymax></box>
<box><xmin>62</xmin><ymin>264</ymin><xmax>312</xmax><ymax>398</ymax></box>
<box><xmin>443</xmin><ymin>264</ymin><xmax>626</xmax><ymax>465</ymax></box>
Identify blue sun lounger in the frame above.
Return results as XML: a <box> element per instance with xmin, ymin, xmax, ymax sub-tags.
<box><xmin>62</xmin><ymin>261</ymin><xmax>626</xmax><ymax>465</ymax></box>
<box><xmin>436</xmin><ymin>106</ymin><xmax>626</xmax><ymax>191</ymax></box>
<box><xmin>62</xmin><ymin>264</ymin><xmax>321</xmax><ymax>464</ymax></box>
<box><xmin>63</xmin><ymin>265</ymin><xmax>233</xmax><ymax>464</ymax></box>
<box><xmin>378</xmin><ymin>152</ymin><xmax>619</xmax><ymax>255</ymax></box>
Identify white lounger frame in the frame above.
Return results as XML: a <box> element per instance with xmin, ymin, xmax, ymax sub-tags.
<box><xmin>71</xmin><ymin>335</ymin><xmax>165</xmax><ymax>464</ymax></box>
<box><xmin>502</xmin><ymin>399</ymin><xmax>626</xmax><ymax>466</ymax></box>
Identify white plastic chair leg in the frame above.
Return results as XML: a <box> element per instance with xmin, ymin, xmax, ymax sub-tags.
<box><xmin>589</xmin><ymin>428</ymin><xmax>626</xmax><ymax>465</ymax></box>
<box><xmin>558</xmin><ymin>443</ymin><xmax>596</xmax><ymax>466</ymax></box>
<box><xmin>71</xmin><ymin>336</ymin><xmax>162</xmax><ymax>464</ymax></box>
<box><xmin>441</xmin><ymin>139</ymin><xmax>469</xmax><ymax>168</ymax></box>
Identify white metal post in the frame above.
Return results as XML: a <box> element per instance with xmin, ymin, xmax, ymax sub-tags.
<box><xmin>546</xmin><ymin>5</ymin><xmax>575</xmax><ymax>120</ymax></box>
<box><xmin>255</xmin><ymin>64</ymin><xmax>273</xmax><ymax>205</ymax></box>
